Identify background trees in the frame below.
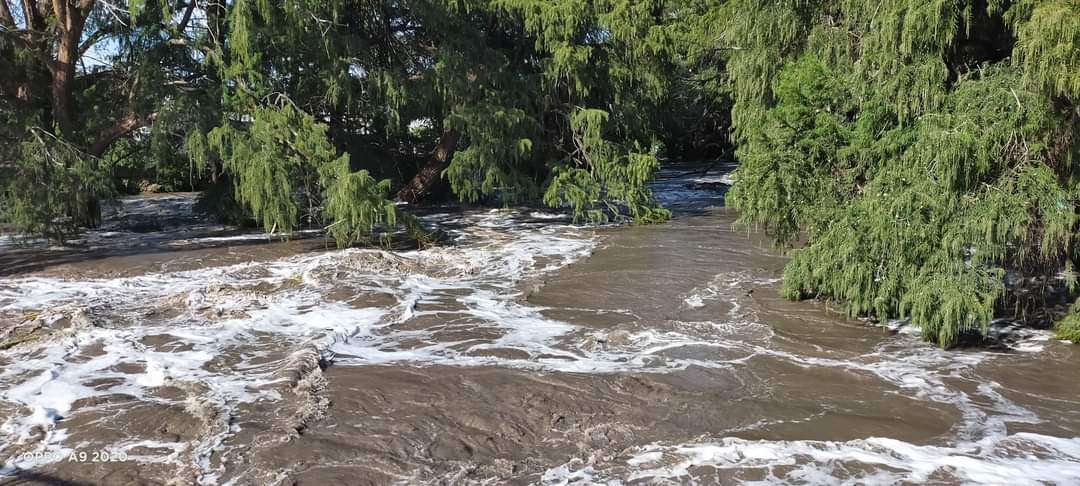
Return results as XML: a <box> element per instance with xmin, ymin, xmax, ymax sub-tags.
<box><xmin>2</xmin><ymin>0</ymin><xmax>690</xmax><ymax>239</ymax></box>
<box><xmin>1</xmin><ymin>0</ymin><xmax>219</xmax><ymax>237</ymax></box>
<box><xmin>2</xmin><ymin>0</ymin><xmax>1078</xmax><ymax>347</ymax></box>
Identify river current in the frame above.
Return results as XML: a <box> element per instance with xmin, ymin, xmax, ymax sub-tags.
<box><xmin>1</xmin><ymin>165</ymin><xmax>1079</xmax><ymax>485</ymax></box>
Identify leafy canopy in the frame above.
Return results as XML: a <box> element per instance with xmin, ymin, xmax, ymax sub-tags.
<box><xmin>719</xmin><ymin>0</ymin><xmax>1080</xmax><ymax>346</ymax></box>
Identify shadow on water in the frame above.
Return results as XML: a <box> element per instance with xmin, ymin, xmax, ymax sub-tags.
<box><xmin>1</xmin><ymin>471</ymin><xmax>96</xmax><ymax>486</ymax></box>
<box><xmin>0</xmin><ymin>231</ymin><xmax>341</xmax><ymax>276</ymax></box>
<box><xmin>0</xmin><ymin>161</ymin><xmax>736</xmax><ymax>278</ymax></box>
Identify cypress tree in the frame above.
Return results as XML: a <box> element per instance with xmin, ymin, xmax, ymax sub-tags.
<box><xmin>0</xmin><ymin>0</ymin><xmax>223</xmax><ymax>238</ymax></box>
<box><xmin>715</xmin><ymin>0</ymin><xmax>1079</xmax><ymax>346</ymax></box>
<box><xmin>4</xmin><ymin>0</ymin><xmax>1078</xmax><ymax>348</ymax></box>
<box><xmin>189</xmin><ymin>0</ymin><xmax>684</xmax><ymax>242</ymax></box>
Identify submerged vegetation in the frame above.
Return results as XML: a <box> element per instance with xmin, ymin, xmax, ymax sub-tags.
<box><xmin>718</xmin><ymin>0</ymin><xmax>1079</xmax><ymax>346</ymax></box>
<box><xmin>0</xmin><ymin>0</ymin><xmax>1077</xmax><ymax>347</ymax></box>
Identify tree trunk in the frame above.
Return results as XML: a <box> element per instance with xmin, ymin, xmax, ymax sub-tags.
<box><xmin>49</xmin><ymin>0</ymin><xmax>91</xmax><ymax>137</ymax></box>
<box><xmin>0</xmin><ymin>1</ymin><xmax>15</xmax><ymax>28</ymax></box>
<box><xmin>21</xmin><ymin>0</ymin><xmax>45</xmax><ymax>31</ymax></box>
<box><xmin>396</xmin><ymin>129</ymin><xmax>460</xmax><ymax>204</ymax></box>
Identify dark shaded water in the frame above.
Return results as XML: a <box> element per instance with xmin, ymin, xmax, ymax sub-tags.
<box><xmin>1</xmin><ymin>166</ymin><xmax>1078</xmax><ymax>485</ymax></box>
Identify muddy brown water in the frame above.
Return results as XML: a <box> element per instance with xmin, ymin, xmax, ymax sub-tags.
<box><xmin>1</xmin><ymin>169</ymin><xmax>1079</xmax><ymax>485</ymax></box>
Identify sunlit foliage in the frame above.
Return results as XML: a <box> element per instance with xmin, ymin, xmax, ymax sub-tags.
<box><xmin>720</xmin><ymin>0</ymin><xmax>1080</xmax><ymax>346</ymax></box>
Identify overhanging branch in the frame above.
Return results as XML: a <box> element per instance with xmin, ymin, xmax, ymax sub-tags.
<box><xmin>88</xmin><ymin>111</ymin><xmax>158</xmax><ymax>156</ymax></box>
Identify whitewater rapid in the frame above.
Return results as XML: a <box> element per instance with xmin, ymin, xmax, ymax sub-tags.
<box><xmin>2</xmin><ymin>168</ymin><xmax>1079</xmax><ymax>484</ymax></box>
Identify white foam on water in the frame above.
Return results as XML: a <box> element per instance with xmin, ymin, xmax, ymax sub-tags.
<box><xmin>541</xmin><ymin>459</ymin><xmax>618</xmax><ymax>486</ymax></box>
<box><xmin>544</xmin><ymin>374</ymin><xmax>1080</xmax><ymax>485</ymax></box>
<box><xmin>683</xmin><ymin>295</ymin><xmax>706</xmax><ymax>308</ymax></box>
<box><xmin>556</xmin><ymin>363</ymin><xmax>1072</xmax><ymax>484</ymax></box>
<box><xmin>0</xmin><ymin>210</ymin><xmax>619</xmax><ymax>478</ymax></box>
<box><xmin>116</xmin><ymin>439</ymin><xmax>190</xmax><ymax>464</ymax></box>
<box><xmin>3</xmin><ymin>199</ymin><xmax>1079</xmax><ymax>483</ymax></box>
<box><xmin>540</xmin><ymin>262</ymin><xmax>1080</xmax><ymax>485</ymax></box>
<box><xmin>692</xmin><ymin>174</ymin><xmax>736</xmax><ymax>186</ymax></box>
<box><xmin>1011</xmin><ymin>331</ymin><xmax>1052</xmax><ymax>353</ymax></box>
<box><xmin>529</xmin><ymin>211</ymin><xmax>571</xmax><ymax>220</ymax></box>
<box><xmin>597</xmin><ymin>432</ymin><xmax>1080</xmax><ymax>485</ymax></box>
<box><xmin>681</xmin><ymin>271</ymin><xmax>780</xmax><ymax>316</ymax></box>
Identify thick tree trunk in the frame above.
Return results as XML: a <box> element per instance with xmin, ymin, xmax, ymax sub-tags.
<box><xmin>396</xmin><ymin>129</ymin><xmax>460</xmax><ymax>204</ymax></box>
<box><xmin>49</xmin><ymin>0</ymin><xmax>92</xmax><ymax>136</ymax></box>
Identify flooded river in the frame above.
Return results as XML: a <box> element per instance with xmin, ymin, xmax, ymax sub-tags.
<box><xmin>1</xmin><ymin>166</ymin><xmax>1079</xmax><ymax>485</ymax></box>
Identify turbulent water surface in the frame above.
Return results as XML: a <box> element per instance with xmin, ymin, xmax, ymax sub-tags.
<box><xmin>1</xmin><ymin>165</ymin><xmax>1079</xmax><ymax>485</ymax></box>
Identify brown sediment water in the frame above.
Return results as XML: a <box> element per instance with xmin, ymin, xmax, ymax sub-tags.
<box><xmin>1</xmin><ymin>167</ymin><xmax>1079</xmax><ymax>485</ymax></box>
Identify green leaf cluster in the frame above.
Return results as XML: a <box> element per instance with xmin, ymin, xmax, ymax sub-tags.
<box><xmin>720</xmin><ymin>0</ymin><xmax>1080</xmax><ymax>346</ymax></box>
<box><xmin>202</xmin><ymin>100</ymin><xmax>396</xmax><ymax>245</ymax></box>
<box><xmin>1</xmin><ymin>130</ymin><xmax>112</xmax><ymax>242</ymax></box>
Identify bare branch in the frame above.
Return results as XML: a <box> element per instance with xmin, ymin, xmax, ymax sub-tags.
<box><xmin>176</xmin><ymin>0</ymin><xmax>196</xmax><ymax>33</ymax></box>
<box><xmin>89</xmin><ymin>111</ymin><xmax>158</xmax><ymax>156</ymax></box>
<box><xmin>92</xmin><ymin>0</ymin><xmax>128</xmax><ymax>27</ymax></box>
<box><xmin>78</xmin><ymin>26</ymin><xmax>107</xmax><ymax>56</ymax></box>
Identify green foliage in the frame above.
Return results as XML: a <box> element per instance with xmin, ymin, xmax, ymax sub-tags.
<box><xmin>727</xmin><ymin>57</ymin><xmax>850</xmax><ymax>244</ymax></box>
<box><xmin>0</xmin><ymin>0</ymin><xmax>222</xmax><ymax>240</ymax></box>
<box><xmin>1055</xmin><ymin>302</ymin><xmax>1080</xmax><ymax>342</ymax></box>
<box><xmin>1</xmin><ymin>130</ymin><xmax>112</xmax><ymax>242</ymax></box>
<box><xmin>1010</xmin><ymin>0</ymin><xmax>1080</xmax><ymax>102</ymax></box>
<box><xmin>543</xmin><ymin>108</ymin><xmax>670</xmax><ymax>223</ymax></box>
<box><xmin>7</xmin><ymin>0</ymin><xmax>1071</xmax><ymax>353</ymax></box>
<box><xmin>445</xmin><ymin>105</ymin><xmax>542</xmax><ymax>205</ymax></box>
<box><xmin>202</xmin><ymin>100</ymin><xmax>397</xmax><ymax>243</ymax></box>
<box><xmin>720</xmin><ymin>0</ymin><xmax>1080</xmax><ymax>347</ymax></box>
<box><xmin>320</xmin><ymin>160</ymin><xmax>398</xmax><ymax>247</ymax></box>
<box><xmin>428</xmin><ymin>0</ymin><xmax>678</xmax><ymax>222</ymax></box>
<box><xmin>5</xmin><ymin>0</ymin><xmax>688</xmax><ymax>245</ymax></box>
<box><xmin>206</xmin><ymin>104</ymin><xmax>308</xmax><ymax>235</ymax></box>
